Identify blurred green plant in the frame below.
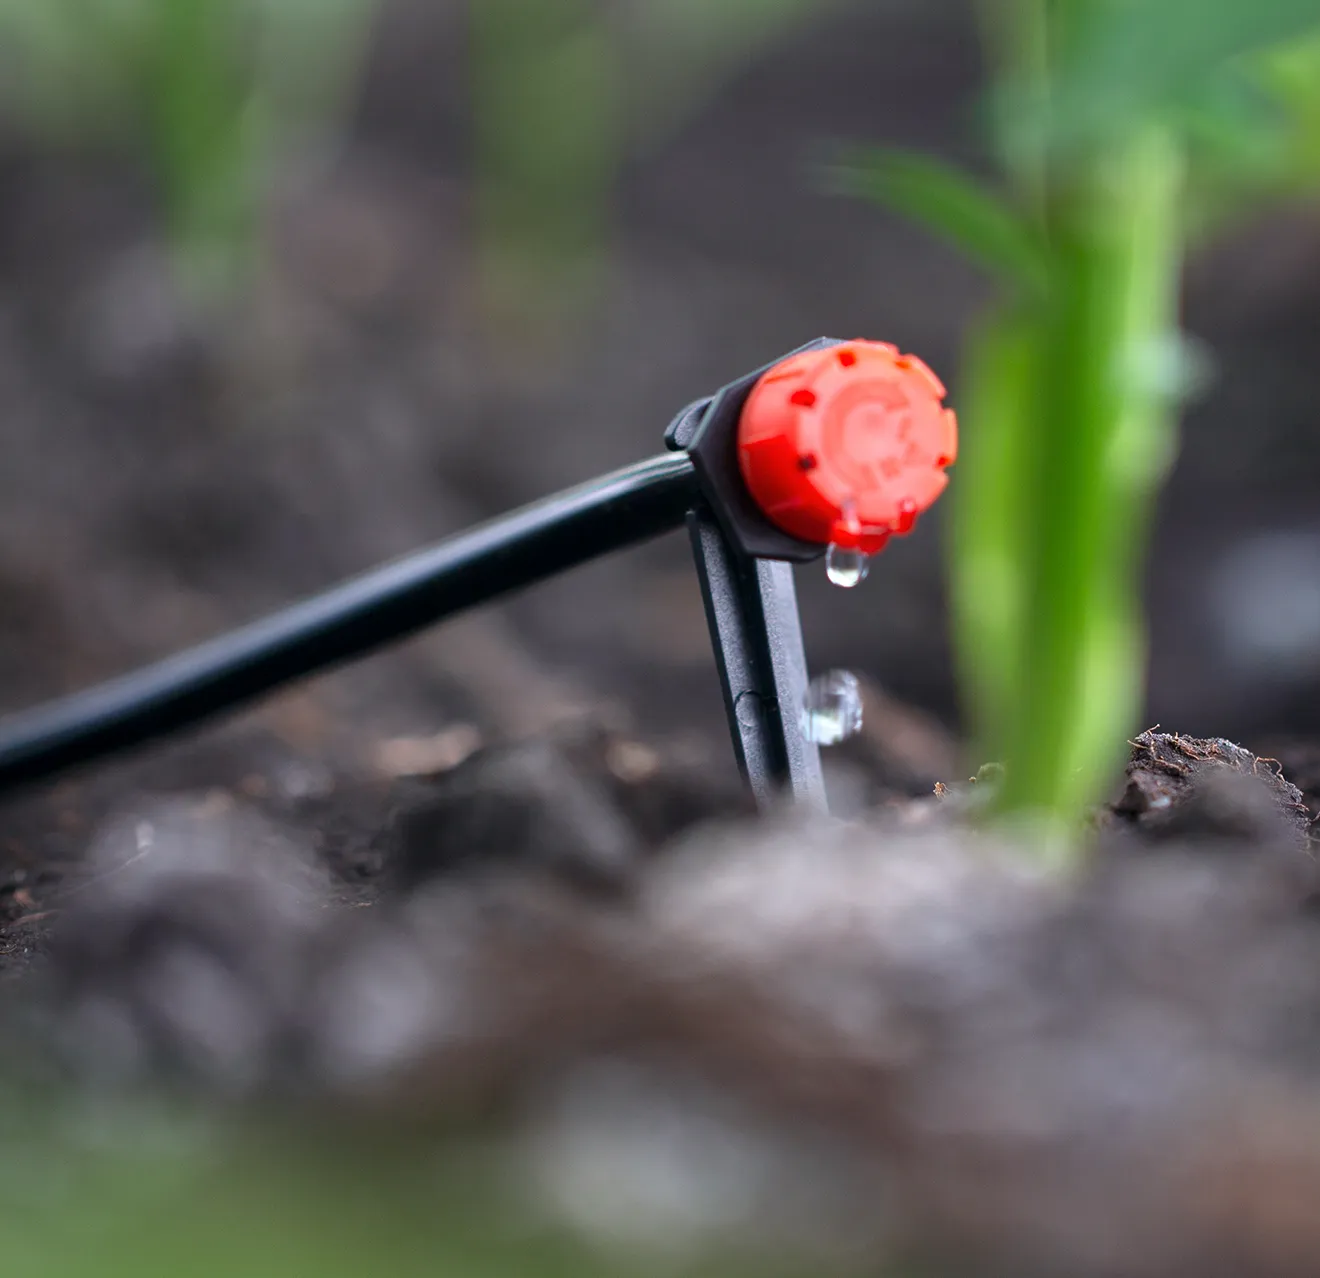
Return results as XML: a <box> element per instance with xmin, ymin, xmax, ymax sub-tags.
<box><xmin>471</xmin><ymin>0</ymin><xmax>620</xmax><ymax>332</ymax></box>
<box><xmin>471</xmin><ymin>0</ymin><xmax>831</xmax><ymax>337</ymax></box>
<box><xmin>836</xmin><ymin>0</ymin><xmax>1320</xmax><ymax>854</ymax></box>
<box><xmin>0</xmin><ymin>0</ymin><xmax>834</xmax><ymax>325</ymax></box>
<box><xmin>0</xmin><ymin>1098</ymin><xmax>861</xmax><ymax>1278</ymax></box>
<box><xmin>0</xmin><ymin>0</ymin><xmax>375</xmax><ymax>299</ymax></box>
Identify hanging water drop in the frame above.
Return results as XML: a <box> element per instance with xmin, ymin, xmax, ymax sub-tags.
<box><xmin>800</xmin><ymin>669</ymin><xmax>864</xmax><ymax>745</ymax></box>
<box><xmin>825</xmin><ymin>542</ymin><xmax>869</xmax><ymax>588</ymax></box>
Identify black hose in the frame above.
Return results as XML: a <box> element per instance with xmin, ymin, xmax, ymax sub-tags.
<box><xmin>0</xmin><ymin>452</ymin><xmax>699</xmax><ymax>795</ymax></box>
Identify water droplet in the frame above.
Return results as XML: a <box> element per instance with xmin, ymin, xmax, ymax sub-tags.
<box><xmin>800</xmin><ymin>670</ymin><xmax>864</xmax><ymax>746</ymax></box>
<box><xmin>825</xmin><ymin>543</ymin><xmax>869</xmax><ymax>588</ymax></box>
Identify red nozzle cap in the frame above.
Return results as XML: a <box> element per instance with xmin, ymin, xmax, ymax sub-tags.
<box><xmin>736</xmin><ymin>340</ymin><xmax>957</xmax><ymax>554</ymax></box>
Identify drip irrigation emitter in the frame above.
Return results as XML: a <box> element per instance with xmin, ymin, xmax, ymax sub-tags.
<box><xmin>0</xmin><ymin>338</ymin><xmax>956</xmax><ymax>813</ymax></box>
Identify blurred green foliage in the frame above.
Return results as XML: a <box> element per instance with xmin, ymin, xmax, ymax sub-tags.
<box><xmin>0</xmin><ymin>0</ymin><xmax>830</xmax><ymax>319</ymax></box>
<box><xmin>0</xmin><ymin>1097</ymin><xmax>857</xmax><ymax>1278</ymax></box>
<box><xmin>0</xmin><ymin>0</ymin><xmax>375</xmax><ymax>297</ymax></box>
<box><xmin>472</xmin><ymin>0</ymin><xmax>830</xmax><ymax>334</ymax></box>
<box><xmin>471</xmin><ymin>0</ymin><xmax>620</xmax><ymax>330</ymax></box>
<box><xmin>618</xmin><ymin>0</ymin><xmax>838</xmax><ymax>142</ymax></box>
<box><xmin>842</xmin><ymin>0</ymin><xmax>1320</xmax><ymax>851</ymax></box>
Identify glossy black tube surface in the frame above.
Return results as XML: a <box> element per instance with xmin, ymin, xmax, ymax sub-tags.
<box><xmin>0</xmin><ymin>453</ymin><xmax>698</xmax><ymax>794</ymax></box>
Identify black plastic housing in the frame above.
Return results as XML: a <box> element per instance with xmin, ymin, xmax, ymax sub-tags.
<box><xmin>665</xmin><ymin>336</ymin><xmax>842</xmax><ymax>563</ymax></box>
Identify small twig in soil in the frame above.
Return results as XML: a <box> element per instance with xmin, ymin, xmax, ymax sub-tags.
<box><xmin>47</xmin><ymin>821</ymin><xmax>155</xmax><ymax>904</ymax></box>
<box><xmin>10</xmin><ymin>911</ymin><xmax>58</xmax><ymax>927</ymax></box>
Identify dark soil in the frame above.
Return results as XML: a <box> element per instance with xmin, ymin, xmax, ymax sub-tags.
<box><xmin>1</xmin><ymin>726</ymin><xmax>1317</xmax><ymax>1278</ymax></box>
<box><xmin>1105</xmin><ymin>729</ymin><xmax>1314</xmax><ymax>845</ymax></box>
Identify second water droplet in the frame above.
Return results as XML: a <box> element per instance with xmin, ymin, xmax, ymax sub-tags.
<box><xmin>825</xmin><ymin>543</ymin><xmax>869</xmax><ymax>588</ymax></box>
<box><xmin>800</xmin><ymin>669</ymin><xmax>864</xmax><ymax>746</ymax></box>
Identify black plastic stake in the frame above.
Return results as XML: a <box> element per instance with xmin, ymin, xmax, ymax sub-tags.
<box><xmin>687</xmin><ymin>509</ymin><xmax>826</xmax><ymax>810</ymax></box>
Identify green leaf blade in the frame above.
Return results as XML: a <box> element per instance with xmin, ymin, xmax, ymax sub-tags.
<box><xmin>828</xmin><ymin>146</ymin><xmax>1048</xmax><ymax>290</ymax></box>
<box><xmin>1017</xmin><ymin>0</ymin><xmax>1320</xmax><ymax>153</ymax></box>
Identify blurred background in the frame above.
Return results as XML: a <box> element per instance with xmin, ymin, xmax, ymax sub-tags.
<box><xmin>0</xmin><ymin>0</ymin><xmax>1318</xmax><ymax>784</ymax></box>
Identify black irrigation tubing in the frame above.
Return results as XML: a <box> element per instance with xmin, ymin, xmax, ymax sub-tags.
<box><xmin>0</xmin><ymin>452</ymin><xmax>700</xmax><ymax>796</ymax></box>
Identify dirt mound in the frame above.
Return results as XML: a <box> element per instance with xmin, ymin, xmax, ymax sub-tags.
<box><xmin>0</xmin><ymin>731</ymin><xmax>1313</xmax><ymax>1276</ymax></box>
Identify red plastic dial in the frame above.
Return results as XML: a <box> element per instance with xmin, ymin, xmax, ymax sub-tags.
<box><xmin>736</xmin><ymin>340</ymin><xmax>957</xmax><ymax>554</ymax></box>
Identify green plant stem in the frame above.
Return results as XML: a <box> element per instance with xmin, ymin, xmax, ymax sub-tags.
<box><xmin>995</xmin><ymin>125</ymin><xmax>1184</xmax><ymax>837</ymax></box>
<box><xmin>949</xmin><ymin>305</ymin><xmax>1037</xmax><ymax>770</ymax></box>
<box><xmin>874</xmin><ymin>0</ymin><xmax>1318</xmax><ymax>853</ymax></box>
